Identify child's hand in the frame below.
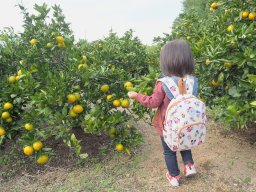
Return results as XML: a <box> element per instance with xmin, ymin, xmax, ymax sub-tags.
<box><xmin>127</xmin><ymin>91</ymin><xmax>138</xmax><ymax>99</ymax></box>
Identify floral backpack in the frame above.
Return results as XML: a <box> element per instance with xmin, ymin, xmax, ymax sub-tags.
<box><xmin>158</xmin><ymin>75</ymin><xmax>207</xmax><ymax>151</ymax></box>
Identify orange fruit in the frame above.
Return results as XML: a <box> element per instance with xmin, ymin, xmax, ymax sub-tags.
<box><xmin>23</xmin><ymin>146</ymin><xmax>34</xmax><ymax>156</ymax></box>
<box><xmin>24</xmin><ymin>123</ymin><xmax>33</xmax><ymax>131</ymax></box>
<box><xmin>211</xmin><ymin>2</ymin><xmax>218</xmax><ymax>9</ymax></box>
<box><xmin>36</xmin><ymin>154</ymin><xmax>49</xmax><ymax>164</ymax></box>
<box><xmin>124</xmin><ymin>82</ymin><xmax>133</xmax><ymax>89</ymax></box>
<box><xmin>78</xmin><ymin>64</ymin><xmax>87</xmax><ymax>70</ymax></box>
<box><xmin>58</xmin><ymin>42</ymin><xmax>66</xmax><ymax>48</ymax></box>
<box><xmin>205</xmin><ymin>59</ymin><xmax>211</xmax><ymax>65</ymax></box>
<box><xmin>3</xmin><ymin>102</ymin><xmax>13</xmax><ymax>110</ymax></box>
<box><xmin>109</xmin><ymin>127</ymin><xmax>117</xmax><ymax>135</ymax></box>
<box><xmin>101</xmin><ymin>84</ymin><xmax>109</xmax><ymax>93</ymax></box>
<box><xmin>30</xmin><ymin>39</ymin><xmax>37</xmax><ymax>45</ymax></box>
<box><xmin>0</xmin><ymin>127</ymin><xmax>6</xmax><ymax>136</ymax></box>
<box><xmin>242</xmin><ymin>11</ymin><xmax>249</xmax><ymax>18</ymax></box>
<box><xmin>1</xmin><ymin>112</ymin><xmax>10</xmax><ymax>119</ymax></box>
<box><xmin>211</xmin><ymin>80</ymin><xmax>220</xmax><ymax>87</ymax></box>
<box><xmin>73</xmin><ymin>105</ymin><xmax>84</xmax><ymax>113</ymax></box>
<box><xmin>69</xmin><ymin>110</ymin><xmax>78</xmax><ymax>117</ymax></box>
<box><xmin>8</xmin><ymin>76</ymin><xmax>16</xmax><ymax>83</ymax></box>
<box><xmin>17</xmin><ymin>70</ymin><xmax>22</xmax><ymax>76</ymax></box>
<box><xmin>248</xmin><ymin>12</ymin><xmax>255</xmax><ymax>21</ymax></box>
<box><xmin>106</xmin><ymin>94</ymin><xmax>113</xmax><ymax>101</ymax></box>
<box><xmin>6</xmin><ymin>117</ymin><xmax>13</xmax><ymax>123</ymax></box>
<box><xmin>46</xmin><ymin>42</ymin><xmax>53</xmax><ymax>48</ymax></box>
<box><xmin>121</xmin><ymin>99</ymin><xmax>130</xmax><ymax>108</ymax></box>
<box><xmin>56</xmin><ymin>36</ymin><xmax>64</xmax><ymax>43</ymax></box>
<box><xmin>224</xmin><ymin>62</ymin><xmax>232</xmax><ymax>68</ymax></box>
<box><xmin>33</xmin><ymin>141</ymin><xmax>43</xmax><ymax>151</ymax></box>
<box><xmin>116</xmin><ymin>144</ymin><xmax>124</xmax><ymax>151</ymax></box>
<box><xmin>227</xmin><ymin>25</ymin><xmax>234</xmax><ymax>32</ymax></box>
<box><xmin>15</xmin><ymin>76</ymin><xmax>20</xmax><ymax>81</ymax></box>
<box><xmin>67</xmin><ymin>94</ymin><xmax>77</xmax><ymax>103</ymax></box>
<box><xmin>81</xmin><ymin>55</ymin><xmax>87</xmax><ymax>62</ymax></box>
<box><xmin>113</xmin><ymin>100</ymin><xmax>121</xmax><ymax>107</ymax></box>
<box><xmin>74</xmin><ymin>93</ymin><xmax>81</xmax><ymax>100</ymax></box>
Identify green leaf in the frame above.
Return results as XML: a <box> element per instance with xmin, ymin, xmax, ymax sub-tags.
<box><xmin>250</xmin><ymin>101</ymin><xmax>256</xmax><ymax>106</ymax></box>
<box><xmin>79</xmin><ymin>153</ymin><xmax>88</xmax><ymax>159</ymax></box>
<box><xmin>228</xmin><ymin>87</ymin><xmax>241</xmax><ymax>98</ymax></box>
<box><xmin>248</xmin><ymin>75</ymin><xmax>256</xmax><ymax>85</ymax></box>
<box><xmin>42</xmin><ymin>148</ymin><xmax>52</xmax><ymax>152</ymax></box>
<box><xmin>10</xmin><ymin>94</ymin><xmax>17</xmax><ymax>98</ymax></box>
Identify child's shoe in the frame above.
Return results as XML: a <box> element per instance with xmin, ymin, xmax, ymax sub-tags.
<box><xmin>184</xmin><ymin>162</ymin><xmax>197</xmax><ymax>177</ymax></box>
<box><xmin>166</xmin><ymin>172</ymin><xmax>181</xmax><ymax>187</ymax></box>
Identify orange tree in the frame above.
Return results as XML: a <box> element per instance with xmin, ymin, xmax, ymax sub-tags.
<box><xmin>0</xmin><ymin>4</ymin><xmax>148</xmax><ymax>165</ymax></box>
<box><xmin>151</xmin><ymin>0</ymin><xmax>256</xmax><ymax>128</ymax></box>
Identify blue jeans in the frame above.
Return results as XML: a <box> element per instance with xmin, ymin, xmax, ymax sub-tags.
<box><xmin>161</xmin><ymin>137</ymin><xmax>194</xmax><ymax>176</ymax></box>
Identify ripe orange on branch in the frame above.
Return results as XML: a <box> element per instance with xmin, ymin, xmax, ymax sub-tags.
<box><xmin>124</xmin><ymin>81</ymin><xmax>133</xmax><ymax>89</ymax></box>
<box><xmin>24</xmin><ymin>123</ymin><xmax>33</xmax><ymax>131</ymax></box>
<box><xmin>106</xmin><ymin>94</ymin><xmax>113</xmax><ymax>101</ymax></box>
<box><xmin>23</xmin><ymin>146</ymin><xmax>34</xmax><ymax>156</ymax></box>
<box><xmin>69</xmin><ymin>109</ymin><xmax>78</xmax><ymax>117</ymax></box>
<box><xmin>8</xmin><ymin>76</ymin><xmax>16</xmax><ymax>83</ymax></box>
<box><xmin>224</xmin><ymin>62</ymin><xmax>232</xmax><ymax>68</ymax></box>
<box><xmin>73</xmin><ymin>105</ymin><xmax>84</xmax><ymax>113</ymax></box>
<box><xmin>211</xmin><ymin>2</ymin><xmax>218</xmax><ymax>9</ymax></box>
<box><xmin>6</xmin><ymin>117</ymin><xmax>13</xmax><ymax>123</ymax></box>
<box><xmin>101</xmin><ymin>84</ymin><xmax>109</xmax><ymax>93</ymax></box>
<box><xmin>67</xmin><ymin>94</ymin><xmax>77</xmax><ymax>103</ymax></box>
<box><xmin>211</xmin><ymin>80</ymin><xmax>220</xmax><ymax>87</ymax></box>
<box><xmin>1</xmin><ymin>112</ymin><xmax>10</xmax><ymax>119</ymax></box>
<box><xmin>74</xmin><ymin>93</ymin><xmax>81</xmax><ymax>100</ymax></box>
<box><xmin>17</xmin><ymin>70</ymin><xmax>22</xmax><ymax>76</ymax></box>
<box><xmin>33</xmin><ymin>141</ymin><xmax>43</xmax><ymax>151</ymax></box>
<box><xmin>113</xmin><ymin>99</ymin><xmax>121</xmax><ymax>107</ymax></box>
<box><xmin>121</xmin><ymin>99</ymin><xmax>130</xmax><ymax>108</ymax></box>
<box><xmin>78</xmin><ymin>64</ymin><xmax>87</xmax><ymax>70</ymax></box>
<box><xmin>81</xmin><ymin>55</ymin><xmax>87</xmax><ymax>62</ymax></box>
<box><xmin>248</xmin><ymin>12</ymin><xmax>255</xmax><ymax>21</ymax></box>
<box><xmin>227</xmin><ymin>25</ymin><xmax>234</xmax><ymax>32</ymax></box>
<box><xmin>58</xmin><ymin>42</ymin><xmax>66</xmax><ymax>48</ymax></box>
<box><xmin>116</xmin><ymin>144</ymin><xmax>124</xmax><ymax>151</ymax></box>
<box><xmin>37</xmin><ymin>154</ymin><xmax>49</xmax><ymax>164</ymax></box>
<box><xmin>0</xmin><ymin>127</ymin><xmax>6</xmax><ymax>136</ymax></box>
<box><xmin>56</xmin><ymin>36</ymin><xmax>64</xmax><ymax>43</ymax></box>
<box><xmin>30</xmin><ymin>39</ymin><xmax>37</xmax><ymax>45</ymax></box>
<box><xmin>241</xmin><ymin>11</ymin><xmax>249</xmax><ymax>18</ymax></box>
<box><xmin>3</xmin><ymin>102</ymin><xmax>13</xmax><ymax>110</ymax></box>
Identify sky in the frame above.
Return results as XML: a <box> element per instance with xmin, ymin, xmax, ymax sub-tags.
<box><xmin>0</xmin><ymin>0</ymin><xmax>184</xmax><ymax>45</ymax></box>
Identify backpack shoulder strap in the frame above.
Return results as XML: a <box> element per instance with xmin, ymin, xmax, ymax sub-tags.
<box><xmin>158</xmin><ymin>77</ymin><xmax>180</xmax><ymax>98</ymax></box>
<box><xmin>184</xmin><ymin>75</ymin><xmax>195</xmax><ymax>95</ymax></box>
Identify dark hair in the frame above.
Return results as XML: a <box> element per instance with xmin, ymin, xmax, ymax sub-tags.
<box><xmin>160</xmin><ymin>39</ymin><xmax>195</xmax><ymax>77</ymax></box>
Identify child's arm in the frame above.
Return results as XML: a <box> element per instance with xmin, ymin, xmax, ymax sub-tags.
<box><xmin>128</xmin><ymin>82</ymin><xmax>165</xmax><ymax>108</ymax></box>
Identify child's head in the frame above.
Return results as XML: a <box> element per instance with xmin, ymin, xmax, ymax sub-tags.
<box><xmin>160</xmin><ymin>39</ymin><xmax>195</xmax><ymax>77</ymax></box>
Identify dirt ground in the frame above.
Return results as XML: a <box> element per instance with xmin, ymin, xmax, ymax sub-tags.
<box><xmin>1</xmin><ymin>120</ymin><xmax>256</xmax><ymax>192</ymax></box>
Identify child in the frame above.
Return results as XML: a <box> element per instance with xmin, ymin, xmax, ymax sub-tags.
<box><xmin>128</xmin><ymin>39</ymin><xmax>198</xmax><ymax>187</ymax></box>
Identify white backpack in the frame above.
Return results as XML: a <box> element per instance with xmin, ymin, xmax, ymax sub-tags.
<box><xmin>158</xmin><ymin>75</ymin><xmax>207</xmax><ymax>151</ymax></box>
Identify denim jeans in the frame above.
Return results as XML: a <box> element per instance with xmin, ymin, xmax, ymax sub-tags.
<box><xmin>161</xmin><ymin>137</ymin><xmax>194</xmax><ymax>176</ymax></box>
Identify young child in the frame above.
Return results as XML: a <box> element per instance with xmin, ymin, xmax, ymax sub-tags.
<box><xmin>128</xmin><ymin>39</ymin><xmax>198</xmax><ymax>187</ymax></box>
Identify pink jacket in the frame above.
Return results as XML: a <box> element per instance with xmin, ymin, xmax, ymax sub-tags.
<box><xmin>135</xmin><ymin>82</ymin><xmax>170</xmax><ymax>137</ymax></box>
